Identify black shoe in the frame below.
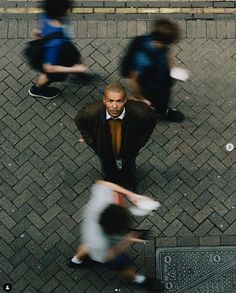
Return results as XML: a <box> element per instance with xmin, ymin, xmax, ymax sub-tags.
<box><xmin>67</xmin><ymin>257</ymin><xmax>85</xmax><ymax>268</ymax></box>
<box><xmin>161</xmin><ymin>108</ymin><xmax>185</xmax><ymax>123</ymax></box>
<box><xmin>67</xmin><ymin>257</ymin><xmax>97</xmax><ymax>268</ymax></box>
<box><xmin>137</xmin><ymin>277</ymin><xmax>164</xmax><ymax>292</ymax></box>
<box><xmin>29</xmin><ymin>85</ymin><xmax>59</xmax><ymax>99</ymax></box>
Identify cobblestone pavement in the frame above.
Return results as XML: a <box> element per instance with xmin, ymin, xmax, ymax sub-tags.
<box><xmin>0</xmin><ymin>18</ymin><xmax>236</xmax><ymax>292</ymax></box>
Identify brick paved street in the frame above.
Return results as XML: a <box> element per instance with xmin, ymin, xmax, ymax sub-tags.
<box><xmin>0</xmin><ymin>14</ymin><xmax>236</xmax><ymax>292</ymax></box>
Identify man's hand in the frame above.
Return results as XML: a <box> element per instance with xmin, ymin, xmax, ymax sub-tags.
<box><xmin>129</xmin><ymin>193</ymin><xmax>153</xmax><ymax>205</ymax></box>
<box><xmin>31</xmin><ymin>29</ymin><xmax>42</xmax><ymax>39</ymax></box>
<box><xmin>127</xmin><ymin>231</ymin><xmax>148</xmax><ymax>244</ymax></box>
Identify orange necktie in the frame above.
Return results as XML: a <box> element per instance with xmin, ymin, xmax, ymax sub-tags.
<box><xmin>108</xmin><ymin>119</ymin><xmax>122</xmax><ymax>159</ymax></box>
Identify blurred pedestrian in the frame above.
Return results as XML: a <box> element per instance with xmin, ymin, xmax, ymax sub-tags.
<box><xmin>28</xmin><ymin>0</ymin><xmax>88</xmax><ymax>100</ymax></box>
<box><xmin>74</xmin><ymin>82</ymin><xmax>157</xmax><ymax>188</ymax></box>
<box><xmin>67</xmin><ymin>180</ymin><xmax>163</xmax><ymax>292</ymax></box>
<box><xmin>121</xmin><ymin>18</ymin><xmax>185</xmax><ymax>123</ymax></box>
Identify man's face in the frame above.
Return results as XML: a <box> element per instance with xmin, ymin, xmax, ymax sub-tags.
<box><xmin>103</xmin><ymin>90</ymin><xmax>126</xmax><ymax>118</ymax></box>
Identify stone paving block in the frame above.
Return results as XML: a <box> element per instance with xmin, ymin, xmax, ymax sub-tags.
<box><xmin>164</xmin><ymin>191</ymin><xmax>183</xmax><ymax>209</ymax></box>
<box><xmin>0</xmin><ymin>225</ymin><xmax>15</xmax><ymax>244</ymax></box>
<box><xmin>206</xmin><ymin>20</ymin><xmax>217</xmax><ymax>37</ymax></box>
<box><xmin>1</xmin><ymin>167</ymin><xmax>18</xmax><ymax>186</ymax></box>
<box><xmin>0</xmin><ymin>210</ymin><xmax>16</xmax><ymax>230</ymax></box>
<box><xmin>194</xmin><ymin>191</ymin><xmax>213</xmax><ymax>209</ymax></box>
<box><xmin>45</xmin><ymin>135</ymin><xmax>64</xmax><ymax>153</ymax></box>
<box><xmin>179</xmin><ymin>197</ymin><xmax>198</xmax><ymax>216</ymax></box>
<box><xmin>42</xmin><ymin>204</ymin><xmax>62</xmax><ymax>223</ymax></box>
<box><xmin>55</xmin><ymin>270</ymin><xmax>76</xmax><ymax>290</ymax></box>
<box><xmin>164</xmin><ymin>204</ymin><xmax>183</xmax><ymax>223</ymax></box>
<box><xmin>220</xmin><ymin>235</ymin><xmax>236</xmax><ymax>245</ymax></box>
<box><xmin>199</xmin><ymin>235</ymin><xmax>221</xmax><ymax>245</ymax></box>
<box><xmin>163</xmin><ymin>219</ymin><xmax>183</xmax><ymax>236</ymax></box>
<box><xmin>28</xmin><ymin>194</ymin><xmax>47</xmax><ymax>215</ymax></box>
<box><xmin>26</xmin><ymin>239</ymin><xmax>45</xmax><ymax>259</ymax></box>
<box><xmin>31</xmin><ymin>115</ymin><xmax>50</xmax><ymax>132</ymax></box>
<box><xmin>208</xmin><ymin>197</ymin><xmax>228</xmax><ymax>217</ymax></box>
<box><xmin>28</xmin><ymin>182</ymin><xmax>48</xmax><ymax>201</ymax></box>
<box><xmin>26</xmin><ymin>225</ymin><xmax>46</xmax><ymax>244</ymax></box>
<box><xmin>216</xmin><ymin>20</ymin><xmax>227</xmax><ymax>38</ymax></box>
<box><xmin>196</xmin><ymin>19</ymin><xmax>207</xmax><ymax>37</ymax></box>
<box><xmin>17</xmin><ymin>122</ymin><xmax>36</xmax><ymax>139</ymax></box>
<box><xmin>226</xmin><ymin>21</ymin><xmax>236</xmax><ymax>38</ymax></box>
<box><xmin>41</xmin><ymin>233</ymin><xmax>61</xmax><ymax>252</ymax></box>
<box><xmin>209</xmin><ymin>212</ymin><xmax>229</xmax><ymax>231</ymax></box>
<box><xmin>10</xmin><ymin>263</ymin><xmax>28</xmax><ymax>281</ymax></box>
<box><xmin>224</xmin><ymin>208</ymin><xmax>236</xmax><ymax>224</ymax></box>
<box><xmin>15</xmin><ymin>134</ymin><xmax>34</xmax><ymax>152</ymax></box>
<box><xmin>56</xmin><ymin>225</ymin><xmax>76</xmax><ymax>244</ymax></box>
<box><xmin>11</xmin><ymin>217</ymin><xmax>31</xmax><ymax>237</ymax></box>
<box><xmin>27</xmin><ymin>210</ymin><xmax>46</xmax><ymax>230</ymax></box>
<box><xmin>14</xmin><ymin>161</ymin><xmax>33</xmax><ymax>180</ymax></box>
<box><xmin>43</xmin><ymin>190</ymin><xmax>63</xmax><ymax>209</ymax></box>
<box><xmin>195</xmin><ymin>219</ymin><xmax>214</xmax><ymax>236</ymax></box>
<box><xmin>0</xmin><ymin>196</ymin><xmax>17</xmax><ymax>214</ymax></box>
<box><xmin>187</xmin><ymin>20</ymin><xmax>197</xmax><ymax>38</ymax></box>
<box><xmin>44</xmin><ymin>161</ymin><xmax>63</xmax><ymax>180</ymax></box>
<box><xmin>0</xmin><ymin>239</ymin><xmax>15</xmax><ymax>258</ymax></box>
<box><xmin>221</xmin><ymin>222</ymin><xmax>236</xmax><ymax>235</ymax></box>
<box><xmin>177</xmin><ymin>236</ymin><xmax>199</xmax><ymax>246</ymax></box>
<box><xmin>40</xmin><ymin>278</ymin><xmax>60</xmax><ymax>293</ymax></box>
<box><xmin>2</xmin><ymin>153</ymin><xmax>19</xmax><ymax>172</ymax></box>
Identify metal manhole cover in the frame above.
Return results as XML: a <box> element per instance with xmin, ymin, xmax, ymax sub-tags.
<box><xmin>156</xmin><ymin>247</ymin><xmax>236</xmax><ymax>293</ymax></box>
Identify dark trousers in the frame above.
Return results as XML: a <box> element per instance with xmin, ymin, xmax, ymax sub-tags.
<box><xmin>101</xmin><ymin>158</ymin><xmax>136</xmax><ymax>188</ymax></box>
<box><xmin>143</xmin><ymin>87</ymin><xmax>171</xmax><ymax>114</ymax></box>
<box><xmin>140</xmin><ymin>77</ymin><xmax>174</xmax><ymax>114</ymax></box>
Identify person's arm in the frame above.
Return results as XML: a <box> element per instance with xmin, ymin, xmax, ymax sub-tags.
<box><xmin>96</xmin><ymin>180</ymin><xmax>156</xmax><ymax>207</ymax></box>
<box><xmin>168</xmin><ymin>52</ymin><xmax>176</xmax><ymax>69</ymax></box>
<box><xmin>43</xmin><ymin>63</ymin><xmax>88</xmax><ymax>74</ymax></box>
<box><xmin>31</xmin><ymin>29</ymin><xmax>42</xmax><ymax>39</ymax></box>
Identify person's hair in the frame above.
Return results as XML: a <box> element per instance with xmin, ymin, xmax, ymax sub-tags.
<box><xmin>43</xmin><ymin>0</ymin><xmax>73</xmax><ymax>18</ymax></box>
<box><xmin>99</xmin><ymin>204</ymin><xmax>131</xmax><ymax>235</ymax></box>
<box><xmin>104</xmin><ymin>82</ymin><xmax>126</xmax><ymax>99</ymax></box>
<box><xmin>151</xmin><ymin>18</ymin><xmax>180</xmax><ymax>45</ymax></box>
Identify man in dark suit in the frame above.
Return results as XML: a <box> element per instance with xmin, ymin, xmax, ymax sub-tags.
<box><xmin>74</xmin><ymin>83</ymin><xmax>157</xmax><ymax>187</ymax></box>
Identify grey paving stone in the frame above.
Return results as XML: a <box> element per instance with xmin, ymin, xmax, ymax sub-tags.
<box><xmin>177</xmin><ymin>236</ymin><xmax>199</xmax><ymax>246</ymax></box>
<box><xmin>220</xmin><ymin>235</ymin><xmax>236</xmax><ymax>245</ymax></box>
<box><xmin>199</xmin><ymin>236</ymin><xmax>221</xmax><ymax>246</ymax></box>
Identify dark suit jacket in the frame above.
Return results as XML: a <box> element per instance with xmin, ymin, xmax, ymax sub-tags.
<box><xmin>74</xmin><ymin>100</ymin><xmax>157</xmax><ymax>183</ymax></box>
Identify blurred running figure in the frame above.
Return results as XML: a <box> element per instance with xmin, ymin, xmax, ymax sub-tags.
<box><xmin>67</xmin><ymin>180</ymin><xmax>164</xmax><ymax>292</ymax></box>
<box><xmin>121</xmin><ymin>18</ymin><xmax>185</xmax><ymax>123</ymax></box>
<box><xmin>28</xmin><ymin>0</ymin><xmax>88</xmax><ymax>99</ymax></box>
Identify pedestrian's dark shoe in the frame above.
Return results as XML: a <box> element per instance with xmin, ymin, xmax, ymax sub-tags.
<box><xmin>67</xmin><ymin>257</ymin><xmax>97</xmax><ymax>268</ymax></box>
<box><xmin>161</xmin><ymin>108</ymin><xmax>185</xmax><ymax>123</ymax></box>
<box><xmin>138</xmin><ymin>277</ymin><xmax>165</xmax><ymax>292</ymax></box>
<box><xmin>67</xmin><ymin>257</ymin><xmax>85</xmax><ymax>268</ymax></box>
<box><xmin>29</xmin><ymin>85</ymin><xmax>59</xmax><ymax>99</ymax></box>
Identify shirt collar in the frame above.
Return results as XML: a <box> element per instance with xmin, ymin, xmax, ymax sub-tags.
<box><xmin>106</xmin><ymin>108</ymin><xmax>126</xmax><ymax>120</ymax></box>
